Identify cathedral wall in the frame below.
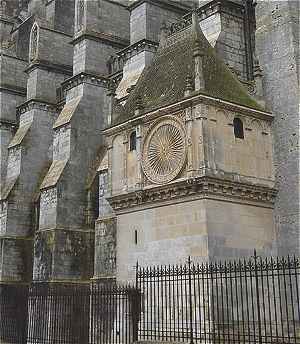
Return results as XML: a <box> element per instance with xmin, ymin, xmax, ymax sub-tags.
<box><xmin>215</xmin><ymin>12</ymin><xmax>247</xmax><ymax>79</ymax></box>
<box><xmin>116</xmin><ymin>197</ymin><xmax>275</xmax><ymax>282</ymax></box>
<box><xmin>0</xmin><ymin>238</ymin><xmax>32</xmax><ymax>282</ymax></box>
<box><xmin>73</xmin><ymin>39</ymin><xmax>117</xmax><ymax>75</ymax></box>
<box><xmin>255</xmin><ymin>0</ymin><xmax>300</xmax><ymax>255</ymax></box>
<box><xmin>84</xmin><ymin>0</ymin><xmax>129</xmax><ymax>40</ymax></box>
<box><xmin>28</xmin><ymin>0</ymin><xmax>46</xmax><ymax>18</ymax></box>
<box><xmin>0</xmin><ymin>92</ymin><xmax>25</xmax><ymax>122</ymax></box>
<box><xmin>0</xmin><ymin>55</ymin><xmax>27</xmax><ymax>104</ymax></box>
<box><xmin>130</xmin><ymin>2</ymin><xmax>183</xmax><ymax>45</ymax></box>
<box><xmin>206</xmin><ymin>199</ymin><xmax>276</xmax><ymax>260</ymax></box>
<box><xmin>0</xmin><ymin>126</ymin><xmax>13</xmax><ymax>181</ymax></box>
<box><xmin>112</xmin><ymin>134</ymin><xmax>124</xmax><ymax>195</ymax></box>
<box><xmin>46</xmin><ymin>0</ymin><xmax>75</xmax><ymax>35</ymax></box>
<box><xmin>202</xmin><ymin>106</ymin><xmax>274</xmax><ymax>186</ymax></box>
<box><xmin>27</xmin><ymin>69</ymin><xmax>67</xmax><ymax>103</ymax></box>
<box><xmin>116</xmin><ymin>199</ymin><xmax>208</xmax><ymax>282</ymax></box>
<box><xmin>35</xmin><ymin>27</ymin><xmax>73</xmax><ymax>67</ymax></box>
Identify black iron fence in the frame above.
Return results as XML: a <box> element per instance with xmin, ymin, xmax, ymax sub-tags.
<box><xmin>0</xmin><ymin>284</ymin><xmax>28</xmax><ymax>343</ymax></box>
<box><xmin>27</xmin><ymin>283</ymin><xmax>90</xmax><ymax>344</ymax></box>
<box><xmin>0</xmin><ymin>282</ymin><xmax>139</xmax><ymax>344</ymax></box>
<box><xmin>136</xmin><ymin>252</ymin><xmax>300</xmax><ymax>344</ymax></box>
<box><xmin>0</xmin><ymin>253</ymin><xmax>299</xmax><ymax>344</ymax></box>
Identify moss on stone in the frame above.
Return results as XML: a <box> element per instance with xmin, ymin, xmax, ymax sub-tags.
<box><xmin>113</xmin><ymin>22</ymin><xmax>262</xmax><ymax>125</ymax></box>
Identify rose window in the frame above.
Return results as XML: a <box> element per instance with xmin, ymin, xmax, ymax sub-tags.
<box><xmin>142</xmin><ymin>117</ymin><xmax>187</xmax><ymax>184</ymax></box>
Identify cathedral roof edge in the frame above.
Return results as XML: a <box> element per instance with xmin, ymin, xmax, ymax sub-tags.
<box><xmin>104</xmin><ymin>92</ymin><xmax>273</xmax><ymax>135</ymax></box>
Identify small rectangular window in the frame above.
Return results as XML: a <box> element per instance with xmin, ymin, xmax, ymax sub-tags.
<box><xmin>134</xmin><ymin>230</ymin><xmax>138</xmax><ymax>245</ymax></box>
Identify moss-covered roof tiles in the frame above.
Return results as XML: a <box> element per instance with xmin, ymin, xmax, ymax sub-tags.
<box><xmin>113</xmin><ymin>13</ymin><xmax>261</xmax><ymax>125</ymax></box>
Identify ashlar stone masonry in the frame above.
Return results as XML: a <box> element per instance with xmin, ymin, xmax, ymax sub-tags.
<box><xmin>0</xmin><ymin>0</ymin><xmax>298</xmax><ymax>289</ymax></box>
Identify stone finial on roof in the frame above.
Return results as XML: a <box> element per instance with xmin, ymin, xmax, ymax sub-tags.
<box><xmin>192</xmin><ymin>11</ymin><xmax>205</xmax><ymax>91</ymax></box>
<box><xmin>184</xmin><ymin>73</ymin><xmax>194</xmax><ymax>97</ymax></box>
<box><xmin>253</xmin><ymin>53</ymin><xmax>263</xmax><ymax>97</ymax></box>
<box><xmin>134</xmin><ymin>95</ymin><xmax>144</xmax><ymax>116</ymax></box>
<box><xmin>159</xmin><ymin>21</ymin><xmax>168</xmax><ymax>48</ymax></box>
<box><xmin>107</xmin><ymin>82</ymin><xmax>117</xmax><ymax>126</ymax></box>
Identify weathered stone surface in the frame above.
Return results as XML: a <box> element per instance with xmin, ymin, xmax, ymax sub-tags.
<box><xmin>0</xmin><ymin>0</ymin><xmax>296</xmax><ymax>303</ymax></box>
<box><xmin>255</xmin><ymin>0</ymin><xmax>300</xmax><ymax>256</ymax></box>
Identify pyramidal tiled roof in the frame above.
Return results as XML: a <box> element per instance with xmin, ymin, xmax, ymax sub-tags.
<box><xmin>114</xmin><ymin>12</ymin><xmax>261</xmax><ymax>124</ymax></box>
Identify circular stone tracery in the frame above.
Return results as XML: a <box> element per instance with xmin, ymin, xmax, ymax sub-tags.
<box><xmin>142</xmin><ymin>117</ymin><xmax>187</xmax><ymax>184</ymax></box>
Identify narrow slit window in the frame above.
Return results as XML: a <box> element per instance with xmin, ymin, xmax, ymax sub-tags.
<box><xmin>129</xmin><ymin>131</ymin><xmax>137</xmax><ymax>151</ymax></box>
<box><xmin>233</xmin><ymin>117</ymin><xmax>244</xmax><ymax>139</ymax></box>
<box><xmin>134</xmin><ymin>230</ymin><xmax>138</xmax><ymax>245</ymax></box>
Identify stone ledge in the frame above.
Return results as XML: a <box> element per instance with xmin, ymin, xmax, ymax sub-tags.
<box><xmin>72</xmin><ymin>30</ymin><xmax>129</xmax><ymax>49</ymax></box>
<box><xmin>116</xmin><ymin>39</ymin><xmax>158</xmax><ymax>63</ymax></box>
<box><xmin>0</xmin><ymin>118</ymin><xmax>17</xmax><ymax>130</ymax></box>
<box><xmin>107</xmin><ymin>176</ymin><xmax>277</xmax><ymax>212</ymax></box>
<box><xmin>24</xmin><ymin>59</ymin><xmax>73</xmax><ymax>76</ymax></box>
<box><xmin>0</xmin><ymin>84</ymin><xmax>26</xmax><ymax>97</ymax></box>
<box><xmin>16</xmin><ymin>99</ymin><xmax>57</xmax><ymax>117</ymax></box>
<box><xmin>128</xmin><ymin>0</ymin><xmax>191</xmax><ymax>14</ymax></box>
<box><xmin>61</xmin><ymin>72</ymin><xmax>110</xmax><ymax>94</ymax></box>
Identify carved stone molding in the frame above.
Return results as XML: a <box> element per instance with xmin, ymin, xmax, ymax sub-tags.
<box><xmin>103</xmin><ymin>93</ymin><xmax>273</xmax><ymax>136</ymax></box>
<box><xmin>141</xmin><ymin>116</ymin><xmax>187</xmax><ymax>185</ymax></box>
<box><xmin>17</xmin><ymin>99</ymin><xmax>57</xmax><ymax>117</ymax></box>
<box><xmin>116</xmin><ymin>39</ymin><xmax>158</xmax><ymax>64</ymax></box>
<box><xmin>61</xmin><ymin>72</ymin><xmax>110</xmax><ymax>94</ymax></box>
<box><xmin>0</xmin><ymin>118</ymin><xmax>17</xmax><ymax>131</ymax></box>
<box><xmin>107</xmin><ymin>176</ymin><xmax>277</xmax><ymax>212</ymax></box>
<box><xmin>72</xmin><ymin>30</ymin><xmax>129</xmax><ymax>49</ymax></box>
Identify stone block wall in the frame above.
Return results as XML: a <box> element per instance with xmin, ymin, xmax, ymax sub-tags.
<box><xmin>116</xmin><ymin>199</ymin><xmax>209</xmax><ymax>282</ymax></box>
<box><xmin>255</xmin><ymin>0</ymin><xmax>300</xmax><ymax>256</ymax></box>
<box><xmin>130</xmin><ymin>0</ymin><xmax>186</xmax><ymax>45</ymax></box>
<box><xmin>36</xmin><ymin>27</ymin><xmax>73</xmax><ymax>67</ymax></box>
<box><xmin>46</xmin><ymin>0</ymin><xmax>75</xmax><ymax>35</ymax></box>
<box><xmin>26</xmin><ymin>68</ymin><xmax>67</xmax><ymax>102</ymax></box>
<box><xmin>83</xmin><ymin>0</ymin><xmax>130</xmax><ymax>40</ymax></box>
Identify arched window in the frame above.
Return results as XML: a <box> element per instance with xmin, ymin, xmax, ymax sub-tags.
<box><xmin>233</xmin><ymin>117</ymin><xmax>244</xmax><ymax>139</ymax></box>
<box><xmin>30</xmin><ymin>24</ymin><xmax>39</xmax><ymax>62</ymax></box>
<box><xmin>129</xmin><ymin>131</ymin><xmax>137</xmax><ymax>151</ymax></box>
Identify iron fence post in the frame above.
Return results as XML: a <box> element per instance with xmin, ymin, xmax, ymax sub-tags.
<box><xmin>188</xmin><ymin>256</ymin><xmax>194</xmax><ymax>344</ymax></box>
<box><xmin>253</xmin><ymin>250</ymin><xmax>263</xmax><ymax>344</ymax></box>
<box><xmin>133</xmin><ymin>261</ymin><xmax>140</xmax><ymax>342</ymax></box>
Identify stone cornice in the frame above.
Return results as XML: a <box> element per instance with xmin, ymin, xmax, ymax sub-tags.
<box><xmin>39</xmin><ymin>25</ymin><xmax>73</xmax><ymax>38</ymax></box>
<box><xmin>107</xmin><ymin>176</ymin><xmax>277</xmax><ymax>213</ymax></box>
<box><xmin>197</xmin><ymin>0</ymin><xmax>244</xmax><ymax>20</ymax></box>
<box><xmin>170</xmin><ymin>0</ymin><xmax>244</xmax><ymax>37</ymax></box>
<box><xmin>128</xmin><ymin>0</ymin><xmax>191</xmax><ymax>14</ymax></box>
<box><xmin>0</xmin><ymin>235</ymin><xmax>33</xmax><ymax>241</ymax></box>
<box><xmin>0</xmin><ymin>281</ymin><xmax>30</xmax><ymax>286</ymax></box>
<box><xmin>103</xmin><ymin>92</ymin><xmax>273</xmax><ymax>136</ymax></box>
<box><xmin>103</xmin><ymin>0</ymin><xmax>129</xmax><ymax>9</ymax></box>
<box><xmin>116</xmin><ymin>39</ymin><xmax>158</xmax><ymax>63</ymax></box>
<box><xmin>71</xmin><ymin>30</ymin><xmax>129</xmax><ymax>49</ymax></box>
<box><xmin>109</xmin><ymin>71</ymin><xmax>123</xmax><ymax>86</ymax></box>
<box><xmin>17</xmin><ymin>99</ymin><xmax>57</xmax><ymax>117</ymax></box>
<box><xmin>0</xmin><ymin>84</ymin><xmax>26</xmax><ymax>97</ymax></box>
<box><xmin>25</xmin><ymin>59</ymin><xmax>73</xmax><ymax>76</ymax></box>
<box><xmin>0</xmin><ymin>17</ymin><xmax>14</xmax><ymax>25</ymax></box>
<box><xmin>0</xmin><ymin>118</ymin><xmax>17</xmax><ymax>130</ymax></box>
<box><xmin>61</xmin><ymin>72</ymin><xmax>111</xmax><ymax>93</ymax></box>
<box><xmin>0</xmin><ymin>51</ymin><xmax>27</xmax><ymax>63</ymax></box>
